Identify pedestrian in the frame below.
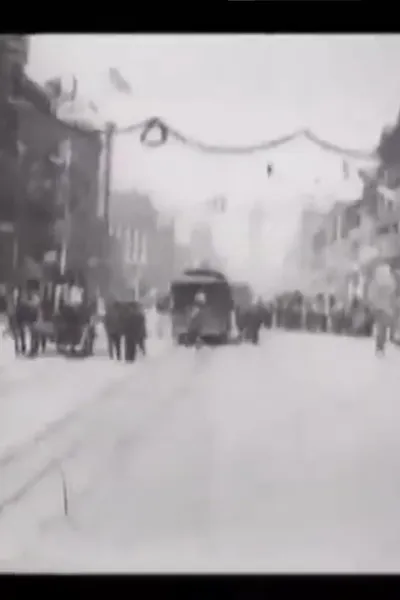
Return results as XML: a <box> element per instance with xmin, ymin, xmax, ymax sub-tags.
<box><xmin>6</xmin><ymin>288</ymin><xmax>25</xmax><ymax>355</ymax></box>
<box><xmin>123</xmin><ymin>300</ymin><xmax>144</xmax><ymax>362</ymax></box>
<box><xmin>136</xmin><ymin>304</ymin><xmax>147</xmax><ymax>355</ymax></box>
<box><xmin>374</xmin><ymin>310</ymin><xmax>390</xmax><ymax>356</ymax></box>
<box><xmin>104</xmin><ymin>301</ymin><xmax>123</xmax><ymax>360</ymax></box>
<box><xmin>38</xmin><ymin>281</ymin><xmax>55</xmax><ymax>354</ymax></box>
<box><xmin>156</xmin><ymin>292</ymin><xmax>170</xmax><ymax>339</ymax></box>
<box><xmin>242</xmin><ymin>300</ymin><xmax>263</xmax><ymax>344</ymax></box>
<box><xmin>20</xmin><ymin>282</ymin><xmax>41</xmax><ymax>357</ymax></box>
<box><xmin>187</xmin><ymin>291</ymin><xmax>207</xmax><ymax>346</ymax></box>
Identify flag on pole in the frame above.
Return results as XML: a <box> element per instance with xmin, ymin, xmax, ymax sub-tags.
<box><xmin>108</xmin><ymin>67</ymin><xmax>132</xmax><ymax>95</ymax></box>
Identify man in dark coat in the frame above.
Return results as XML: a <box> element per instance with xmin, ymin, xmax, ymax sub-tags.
<box><xmin>242</xmin><ymin>300</ymin><xmax>263</xmax><ymax>344</ymax></box>
<box><xmin>123</xmin><ymin>301</ymin><xmax>147</xmax><ymax>362</ymax></box>
<box><xmin>104</xmin><ymin>300</ymin><xmax>123</xmax><ymax>360</ymax></box>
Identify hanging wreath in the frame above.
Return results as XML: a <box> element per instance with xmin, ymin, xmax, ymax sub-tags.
<box><xmin>140</xmin><ymin>118</ymin><xmax>169</xmax><ymax>148</ymax></box>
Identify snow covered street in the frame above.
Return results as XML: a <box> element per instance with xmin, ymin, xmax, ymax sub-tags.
<box><xmin>2</xmin><ymin>329</ymin><xmax>400</xmax><ymax>571</ymax></box>
<box><xmin>0</xmin><ymin>318</ymin><xmax>169</xmax><ymax>456</ymax></box>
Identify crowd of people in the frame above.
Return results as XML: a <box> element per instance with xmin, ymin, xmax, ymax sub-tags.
<box><xmin>1</xmin><ymin>272</ymin><xmax>148</xmax><ymax>363</ymax></box>
<box><xmin>251</xmin><ymin>290</ymin><xmax>399</xmax><ymax>356</ymax></box>
<box><xmin>1</xmin><ymin>277</ymin><xmax>396</xmax><ymax>360</ymax></box>
<box><xmin>230</xmin><ymin>291</ymin><xmax>375</xmax><ymax>347</ymax></box>
<box><xmin>269</xmin><ymin>291</ymin><xmax>375</xmax><ymax>337</ymax></box>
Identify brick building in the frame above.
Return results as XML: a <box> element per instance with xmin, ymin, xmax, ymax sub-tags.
<box><xmin>0</xmin><ymin>35</ymin><xmax>53</xmax><ymax>283</ymax></box>
<box><xmin>0</xmin><ymin>36</ymin><xmax>103</xmax><ymax>289</ymax></box>
<box><xmin>17</xmin><ymin>104</ymin><xmax>102</xmax><ymax>282</ymax></box>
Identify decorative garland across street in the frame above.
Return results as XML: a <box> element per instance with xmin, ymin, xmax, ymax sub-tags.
<box><xmin>135</xmin><ymin>117</ymin><xmax>378</xmax><ymax>161</ymax></box>
<box><xmin>27</xmin><ymin>99</ymin><xmax>379</xmax><ymax>161</ymax></box>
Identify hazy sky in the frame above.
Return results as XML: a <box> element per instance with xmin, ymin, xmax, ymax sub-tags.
<box><xmin>27</xmin><ymin>34</ymin><xmax>400</xmax><ymax>284</ymax></box>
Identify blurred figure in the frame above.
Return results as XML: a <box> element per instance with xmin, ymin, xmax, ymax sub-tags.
<box><xmin>261</xmin><ymin>300</ymin><xmax>274</xmax><ymax>329</ymax></box>
<box><xmin>105</xmin><ymin>300</ymin><xmax>123</xmax><ymax>360</ymax></box>
<box><xmin>155</xmin><ymin>292</ymin><xmax>170</xmax><ymax>339</ymax></box>
<box><xmin>187</xmin><ymin>290</ymin><xmax>207</xmax><ymax>346</ymax></box>
<box><xmin>135</xmin><ymin>301</ymin><xmax>147</xmax><ymax>355</ymax></box>
<box><xmin>123</xmin><ymin>300</ymin><xmax>147</xmax><ymax>362</ymax></box>
<box><xmin>375</xmin><ymin>310</ymin><xmax>389</xmax><ymax>356</ymax></box>
<box><xmin>330</xmin><ymin>300</ymin><xmax>347</xmax><ymax>335</ymax></box>
<box><xmin>242</xmin><ymin>299</ymin><xmax>263</xmax><ymax>344</ymax></box>
<box><xmin>22</xmin><ymin>282</ymin><xmax>41</xmax><ymax>357</ymax></box>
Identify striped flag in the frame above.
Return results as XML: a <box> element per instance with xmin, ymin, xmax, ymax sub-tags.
<box><xmin>109</xmin><ymin>67</ymin><xmax>132</xmax><ymax>95</ymax></box>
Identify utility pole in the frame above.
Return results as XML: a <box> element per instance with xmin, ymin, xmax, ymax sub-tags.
<box><xmin>58</xmin><ymin>138</ymin><xmax>72</xmax><ymax>277</ymax></box>
<box><xmin>103</xmin><ymin>121</ymin><xmax>115</xmax><ymax>233</ymax></box>
<box><xmin>97</xmin><ymin>121</ymin><xmax>115</xmax><ymax>296</ymax></box>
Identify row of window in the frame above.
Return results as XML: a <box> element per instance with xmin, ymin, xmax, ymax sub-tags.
<box><xmin>313</xmin><ymin>196</ymin><xmax>400</xmax><ymax>252</ymax></box>
<box><xmin>109</xmin><ymin>224</ymin><xmax>148</xmax><ymax>265</ymax></box>
<box><xmin>312</xmin><ymin>209</ymin><xmax>361</xmax><ymax>252</ymax></box>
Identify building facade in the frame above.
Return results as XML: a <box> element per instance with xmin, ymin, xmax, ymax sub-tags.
<box><xmin>110</xmin><ymin>191</ymin><xmax>177</xmax><ymax>296</ymax></box>
<box><xmin>18</xmin><ymin>102</ymin><xmax>102</xmax><ymax>282</ymax></box>
<box><xmin>0</xmin><ymin>35</ymin><xmax>54</xmax><ymax>283</ymax></box>
<box><xmin>0</xmin><ymin>36</ymin><xmax>103</xmax><ymax>289</ymax></box>
<box><xmin>300</xmin><ymin>163</ymin><xmax>400</xmax><ymax>303</ymax></box>
<box><xmin>189</xmin><ymin>221</ymin><xmax>221</xmax><ymax>269</ymax></box>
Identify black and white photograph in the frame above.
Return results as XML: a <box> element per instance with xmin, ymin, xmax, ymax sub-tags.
<box><xmin>0</xmin><ymin>33</ymin><xmax>400</xmax><ymax>573</ymax></box>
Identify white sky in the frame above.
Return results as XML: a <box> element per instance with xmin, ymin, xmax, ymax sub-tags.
<box><xmin>27</xmin><ymin>34</ymin><xmax>400</xmax><ymax>285</ymax></box>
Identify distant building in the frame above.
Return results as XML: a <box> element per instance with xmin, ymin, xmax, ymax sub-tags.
<box><xmin>110</xmin><ymin>190</ymin><xmax>177</xmax><ymax>295</ymax></box>
<box><xmin>173</xmin><ymin>241</ymin><xmax>192</xmax><ymax>277</ymax></box>
<box><xmin>189</xmin><ymin>221</ymin><xmax>219</xmax><ymax>268</ymax></box>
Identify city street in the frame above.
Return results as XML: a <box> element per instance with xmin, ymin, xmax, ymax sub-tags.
<box><xmin>2</xmin><ymin>329</ymin><xmax>400</xmax><ymax>572</ymax></box>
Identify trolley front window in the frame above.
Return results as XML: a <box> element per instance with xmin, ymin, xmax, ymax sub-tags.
<box><xmin>171</xmin><ymin>282</ymin><xmax>232</xmax><ymax>312</ymax></box>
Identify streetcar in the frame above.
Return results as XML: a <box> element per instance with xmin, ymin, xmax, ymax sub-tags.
<box><xmin>170</xmin><ymin>268</ymin><xmax>233</xmax><ymax>345</ymax></box>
